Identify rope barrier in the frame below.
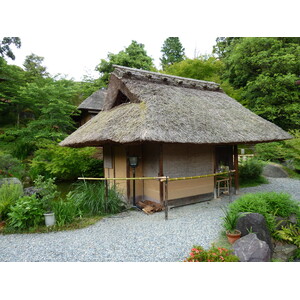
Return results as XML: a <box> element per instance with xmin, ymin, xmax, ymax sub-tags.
<box><xmin>78</xmin><ymin>170</ymin><xmax>235</xmax><ymax>182</ymax></box>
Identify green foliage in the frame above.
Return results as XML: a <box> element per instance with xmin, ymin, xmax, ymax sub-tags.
<box><xmin>255</xmin><ymin>130</ymin><xmax>300</xmax><ymax>172</ymax></box>
<box><xmin>7</xmin><ymin>195</ymin><xmax>44</xmax><ymax>230</ymax></box>
<box><xmin>52</xmin><ymin>198</ymin><xmax>81</xmax><ymax>226</ymax></box>
<box><xmin>160</xmin><ymin>37</ymin><xmax>185</xmax><ymax>70</ymax></box>
<box><xmin>212</xmin><ymin>37</ymin><xmax>241</xmax><ymax>59</ymax></box>
<box><xmin>221</xmin><ymin>37</ymin><xmax>300</xmax><ymax>130</ymax></box>
<box><xmin>184</xmin><ymin>245</ymin><xmax>239</xmax><ymax>262</ymax></box>
<box><xmin>96</xmin><ymin>40</ymin><xmax>155</xmax><ymax>84</ymax></box>
<box><xmin>227</xmin><ymin>192</ymin><xmax>300</xmax><ymax>234</ymax></box>
<box><xmin>0</xmin><ymin>151</ymin><xmax>25</xmax><ymax>179</ymax></box>
<box><xmin>239</xmin><ymin>158</ymin><xmax>264</xmax><ymax>184</ymax></box>
<box><xmin>0</xmin><ymin>37</ymin><xmax>21</xmax><ymax>60</ymax></box>
<box><xmin>0</xmin><ymin>182</ymin><xmax>23</xmax><ymax>220</ymax></box>
<box><xmin>274</xmin><ymin>223</ymin><xmax>300</xmax><ymax>247</ymax></box>
<box><xmin>164</xmin><ymin>56</ymin><xmax>223</xmax><ymax>82</ymax></box>
<box><xmin>30</xmin><ymin>144</ymin><xmax>103</xmax><ymax>181</ymax></box>
<box><xmin>23</xmin><ymin>53</ymin><xmax>49</xmax><ymax>80</ymax></box>
<box><xmin>222</xmin><ymin>208</ymin><xmax>244</xmax><ymax>233</ymax></box>
<box><xmin>34</xmin><ymin>175</ymin><xmax>59</xmax><ymax>212</ymax></box>
<box><xmin>68</xmin><ymin>181</ymin><xmax>125</xmax><ymax>216</ymax></box>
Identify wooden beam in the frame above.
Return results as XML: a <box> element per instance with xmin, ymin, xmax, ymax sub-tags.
<box><xmin>233</xmin><ymin>145</ymin><xmax>239</xmax><ymax>194</ymax></box>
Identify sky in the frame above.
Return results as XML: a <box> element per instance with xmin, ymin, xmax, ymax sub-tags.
<box><xmin>6</xmin><ymin>35</ymin><xmax>217</xmax><ymax>81</ymax></box>
<box><xmin>2</xmin><ymin>0</ymin><xmax>299</xmax><ymax>81</ymax></box>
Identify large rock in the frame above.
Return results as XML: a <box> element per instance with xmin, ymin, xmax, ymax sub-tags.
<box><xmin>0</xmin><ymin>177</ymin><xmax>23</xmax><ymax>188</ymax></box>
<box><xmin>236</xmin><ymin>212</ymin><xmax>273</xmax><ymax>252</ymax></box>
<box><xmin>233</xmin><ymin>233</ymin><xmax>271</xmax><ymax>262</ymax></box>
<box><xmin>24</xmin><ymin>186</ymin><xmax>42</xmax><ymax>197</ymax></box>
<box><xmin>262</xmin><ymin>163</ymin><xmax>289</xmax><ymax>178</ymax></box>
<box><xmin>272</xmin><ymin>244</ymin><xmax>297</xmax><ymax>262</ymax></box>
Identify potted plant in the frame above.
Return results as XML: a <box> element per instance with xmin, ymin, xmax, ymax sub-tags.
<box><xmin>34</xmin><ymin>176</ymin><xmax>59</xmax><ymax>227</ymax></box>
<box><xmin>222</xmin><ymin>208</ymin><xmax>244</xmax><ymax>244</ymax></box>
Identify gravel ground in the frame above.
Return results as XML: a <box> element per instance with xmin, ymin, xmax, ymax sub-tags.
<box><xmin>0</xmin><ymin>177</ymin><xmax>299</xmax><ymax>262</ymax></box>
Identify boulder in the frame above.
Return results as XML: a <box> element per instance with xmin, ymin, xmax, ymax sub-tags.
<box><xmin>0</xmin><ymin>177</ymin><xmax>23</xmax><ymax>188</ymax></box>
<box><xmin>262</xmin><ymin>163</ymin><xmax>289</xmax><ymax>178</ymax></box>
<box><xmin>272</xmin><ymin>244</ymin><xmax>297</xmax><ymax>262</ymax></box>
<box><xmin>236</xmin><ymin>212</ymin><xmax>273</xmax><ymax>252</ymax></box>
<box><xmin>24</xmin><ymin>186</ymin><xmax>42</xmax><ymax>197</ymax></box>
<box><xmin>233</xmin><ymin>233</ymin><xmax>271</xmax><ymax>262</ymax></box>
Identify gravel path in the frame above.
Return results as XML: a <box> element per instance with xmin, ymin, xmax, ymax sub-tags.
<box><xmin>0</xmin><ymin>177</ymin><xmax>299</xmax><ymax>262</ymax></box>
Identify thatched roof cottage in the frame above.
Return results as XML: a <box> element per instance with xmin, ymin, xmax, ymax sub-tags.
<box><xmin>76</xmin><ymin>88</ymin><xmax>107</xmax><ymax>126</ymax></box>
<box><xmin>61</xmin><ymin>65</ymin><xmax>292</xmax><ymax>206</ymax></box>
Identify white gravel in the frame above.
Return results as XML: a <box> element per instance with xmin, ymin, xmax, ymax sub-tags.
<box><xmin>0</xmin><ymin>177</ymin><xmax>299</xmax><ymax>262</ymax></box>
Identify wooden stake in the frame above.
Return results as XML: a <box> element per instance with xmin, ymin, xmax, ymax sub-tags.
<box><xmin>164</xmin><ymin>177</ymin><xmax>169</xmax><ymax>220</ymax></box>
<box><xmin>233</xmin><ymin>145</ymin><xmax>239</xmax><ymax>194</ymax></box>
<box><xmin>105</xmin><ymin>179</ymin><xmax>109</xmax><ymax>212</ymax></box>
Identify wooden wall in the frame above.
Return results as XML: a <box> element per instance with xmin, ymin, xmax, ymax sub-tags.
<box><xmin>104</xmin><ymin>143</ymin><xmax>215</xmax><ymax>205</ymax></box>
<box><xmin>163</xmin><ymin>144</ymin><xmax>214</xmax><ymax>200</ymax></box>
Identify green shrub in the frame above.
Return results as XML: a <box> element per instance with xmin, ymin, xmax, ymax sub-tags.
<box><xmin>184</xmin><ymin>245</ymin><xmax>239</xmax><ymax>262</ymax></box>
<box><xmin>34</xmin><ymin>175</ymin><xmax>59</xmax><ymax>212</ymax></box>
<box><xmin>261</xmin><ymin>192</ymin><xmax>299</xmax><ymax>218</ymax></box>
<box><xmin>227</xmin><ymin>192</ymin><xmax>300</xmax><ymax>234</ymax></box>
<box><xmin>30</xmin><ymin>144</ymin><xmax>103</xmax><ymax>181</ymax></box>
<box><xmin>0</xmin><ymin>183</ymin><xmax>23</xmax><ymax>220</ymax></box>
<box><xmin>239</xmin><ymin>158</ymin><xmax>264</xmax><ymax>181</ymax></box>
<box><xmin>274</xmin><ymin>223</ymin><xmax>300</xmax><ymax>247</ymax></box>
<box><xmin>8</xmin><ymin>195</ymin><xmax>44</xmax><ymax>230</ymax></box>
<box><xmin>255</xmin><ymin>130</ymin><xmax>300</xmax><ymax>172</ymax></box>
<box><xmin>69</xmin><ymin>181</ymin><xmax>126</xmax><ymax>216</ymax></box>
<box><xmin>0</xmin><ymin>151</ymin><xmax>25</xmax><ymax>180</ymax></box>
<box><xmin>52</xmin><ymin>199</ymin><xmax>81</xmax><ymax>226</ymax></box>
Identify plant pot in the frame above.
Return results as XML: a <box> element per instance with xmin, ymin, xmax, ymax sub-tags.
<box><xmin>226</xmin><ymin>230</ymin><xmax>241</xmax><ymax>244</ymax></box>
<box><xmin>44</xmin><ymin>212</ymin><xmax>56</xmax><ymax>227</ymax></box>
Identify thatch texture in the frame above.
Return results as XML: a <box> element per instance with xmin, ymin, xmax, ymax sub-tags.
<box><xmin>60</xmin><ymin>66</ymin><xmax>292</xmax><ymax>147</ymax></box>
<box><xmin>78</xmin><ymin>88</ymin><xmax>107</xmax><ymax>111</ymax></box>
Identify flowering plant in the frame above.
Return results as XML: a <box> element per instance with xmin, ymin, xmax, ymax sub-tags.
<box><xmin>184</xmin><ymin>245</ymin><xmax>239</xmax><ymax>262</ymax></box>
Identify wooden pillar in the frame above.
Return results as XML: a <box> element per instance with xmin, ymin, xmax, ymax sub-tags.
<box><xmin>213</xmin><ymin>146</ymin><xmax>217</xmax><ymax>199</ymax></box>
<box><xmin>233</xmin><ymin>145</ymin><xmax>239</xmax><ymax>195</ymax></box>
<box><xmin>159</xmin><ymin>143</ymin><xmax>164</xmax><ymax>204</ymax></box>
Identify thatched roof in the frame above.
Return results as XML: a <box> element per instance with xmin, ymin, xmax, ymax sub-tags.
<box><xmin>78</xmin><ymin>88</ymin><xmax>107</xmax><ymax>111</ymax></box>
<box><xmin>60</xmin><ymin>65</ymin><xmax>292</xmax><ymax>147</ymax></box>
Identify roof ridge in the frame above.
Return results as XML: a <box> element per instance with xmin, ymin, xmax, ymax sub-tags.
<box><xmin>112</xmin><ymin>65</ymin><xmax>222</xmax><ymax>92</ymax></box>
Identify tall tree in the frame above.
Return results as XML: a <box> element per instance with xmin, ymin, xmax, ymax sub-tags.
<box><xmin>96</xmin><ymin>40</ymin><xmax>155</xmax><ymax>84</ymax></box>
<box><xmin>222</xmin><ymin>37</ymin><xmax>300</xmax><ymax>130</ymax></box>
<box><xmin>212</xmin><ymin>37</ymin><xmax>240</xmax><ymax>59</ymax></box>
<box><xmin>23</xmin><ymin>53</ymin><xmax>49</xmax><ymax>80</ymax></box>
<box><xmin>160</xmin><ymin>37</ymin><xmax>185</xmax><ymax>70</ymax></box>
<box><xmin>164</xmin><ymin>56</ymin><xmax>241</xmax><ymax>100</ymax></box>
<box><xmin>0</xmin><ymin>37</ymin><xmax>21</xmax><ymax>60</ymax></box>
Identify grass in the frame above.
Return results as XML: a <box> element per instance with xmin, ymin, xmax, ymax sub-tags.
<box><xmin>211</xmin><ymin>231</ymin><xmax>232</xmax><ymax>250</ymax></box>
<box><xmin>282</xmin><ymin>166</ymin><xmax>300</xmax><ymax>179</ymax></box>
<box><xmin>0</xmin><ymin>215</ymin><xmax>104</xmax><ymax>234</ymax></box>
<box><xmin>239</xmin><ymin>175</ymin><xmax>269</xmax><ymax>188</ymax></box>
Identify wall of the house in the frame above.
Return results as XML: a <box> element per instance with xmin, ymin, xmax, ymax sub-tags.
<box><xmin>142</xmin><ymin>143</ymin><xmax>161</xmax><ymax>203</ymax></box>
<box><xmin>163</xmin><ymin>144</ymin><xmax>214</xmax><ymax>201</ymax></box>
<box><xmin>104</xmin><ymin>144</ymin><xmax>144</xmax><ymax>204</ymax></box>
<box><xmin>103</xmin><ymin>143</ymin><xmax>215</xmax><ymax>205</ymax></box>
<box><xmin>79</xmin><ymin>111</ymin><xmax>98</xmax><ymax>126</ymax></box>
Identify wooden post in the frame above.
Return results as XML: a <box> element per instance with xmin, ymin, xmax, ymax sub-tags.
<box><xmin>105</xmin><ymin>179</ymin><xmax>109</xmax><ymax>212</ymax></box>
<box><xmin>233</xmin><ymin>145</ymin><xmax>239</xmax><ymax>195</ymax></box>
<box><xmin>228</xmin><ymin>171</ymin><xmax>232</xmax><ymax>202</ymax></box>
<box><xmin>213</xmin><ymin>146</ymin><xmax>217</xmax><ymax>199</ymax></box>
<box><xmin>159</xmin><ymin>143</ymin><xmax>164</xmax><ymax>204</ymax></box>
<box><xmin>164</xmin><ymin>177</ymin><xmax>169</xmax><ymax>220</ymax></box>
